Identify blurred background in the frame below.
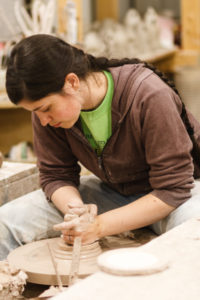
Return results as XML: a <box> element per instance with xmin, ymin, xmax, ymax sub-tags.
<box><xmin>0</xmin><ymin>0</ymin><xmax>200</xmax><ymax>162</ymax></box>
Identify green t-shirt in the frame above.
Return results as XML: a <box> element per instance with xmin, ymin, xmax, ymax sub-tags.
<box><xmin>80</xmin><ymin>71</ymin><xmax>114</xmax><ymax>156</ymax></box>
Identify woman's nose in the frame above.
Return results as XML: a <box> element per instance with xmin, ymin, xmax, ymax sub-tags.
<box><xmin>37</xmin><ymin>112</ymin><xmax>52</xmax><ymax>126</ymax></box>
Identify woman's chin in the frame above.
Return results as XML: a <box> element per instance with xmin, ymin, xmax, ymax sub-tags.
<box><xmin>59</xmin><ymin>122</ymin><xmax>75</xmax><ymax>129</ymax></box>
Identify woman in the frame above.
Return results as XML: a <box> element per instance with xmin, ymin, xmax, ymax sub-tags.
<box><xmin>2</xmin><ymin>34</ymin><xmax>200</xmax><ymax>260</ymax></box>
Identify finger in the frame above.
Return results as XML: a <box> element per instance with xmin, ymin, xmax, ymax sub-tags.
<box><xmin>87</xmin><ymin>204</ymin><xmax>98</xmax><ymax>219</ymax></box>
<box><xmin>67</xmin><ymin>202</ymin><xmax>84</xmax><ymax>210</ymax></box>
<box><xmin>62</xmin><ymin>230</ymin><xmax>81</xmax><ymax>237</ymax></box>
<box><xmin>53</xmin><ymin>222</ymin><xmax>67</xmax><ymax>231</ymax></box>
<box><xmin>64</xmin><ymin>214</ymin><xmax>77</xmax><ymax>222</ymax></box>
<box><xmin>78</xmin><ymin>214</ymin><xmax>90</xmax><ymax>225</ymax></box>
<box><xmin>75</xmin><ymin>217</ymin><xmax>91</xmax><ymax>231</ymax></box>
<box><xmin>68</xmin><ymin>206</ymin><xmax>87</xmax><ymax>216</ymax></box>
<box><xmin>53</xmin><ymin>218</ymin><xmax>80</xmax><ymax>231</ymax></box>
<box><xmin>79</xmin><ymin>212</ymin><xmax>96</xmax><ymax>223</ymax></box>
<box><xmin>61</xmin><ymin>234</ymin><xmax>74</xmax><ymax>245</ymax></box>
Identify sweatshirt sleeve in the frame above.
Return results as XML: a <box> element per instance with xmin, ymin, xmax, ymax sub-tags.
<box><xmin>32</xmin><ymin>112</ymin><xmax>81</xmax><ymax>200</ymax></box>
<box><xmin>139</xmin><ymin>74</ymin><xmax>194</xmax><ymax>207</ymax></box>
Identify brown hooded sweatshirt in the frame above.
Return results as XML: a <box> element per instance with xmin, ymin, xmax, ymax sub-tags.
<box><xmin>32</xmin><ymin>64</ymin><xmax>200</xmax><ymax>208</ymax></box>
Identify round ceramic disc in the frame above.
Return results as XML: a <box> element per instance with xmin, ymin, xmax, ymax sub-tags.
<box><xmin>7</xmin><ymin>238</ymin><xmax>101</xmax><ymax>285</ymax></box>
<box><xmin>97</xmin><ymin>248</ymin><xmax>168</xmax><ymax>276</ymax></box>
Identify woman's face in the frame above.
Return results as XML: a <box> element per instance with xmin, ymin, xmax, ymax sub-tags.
<box><xmin>20</xmin><ymin>92</ymin><xmax>82</xmax><ymax>129</ymax></box>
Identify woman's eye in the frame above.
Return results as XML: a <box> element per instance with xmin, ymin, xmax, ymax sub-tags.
<box><xmin>42</xmin><ymin>107</ymin><xmax>50</xmax><ymax>112</ymax></box>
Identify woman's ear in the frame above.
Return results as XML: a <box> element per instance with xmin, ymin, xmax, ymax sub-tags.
<box><xmin>63</xmin><ymin>73</ymin><xmax>80</xmax><ymax>92</ymax></box>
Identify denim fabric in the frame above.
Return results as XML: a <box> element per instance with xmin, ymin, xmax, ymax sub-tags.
<box><xmin>150</xmin><ymin>179</ymin><xmax>200</xmax><ymax>234</ymax></box>
<box><xmin>0</xmin><ymin>175</ymin><xmax>199</xmax><ymax>260</ymax></box>
<box><xmin>0</xmin><ymin>190</ymin><xmax>63</xmax><ymax>260</ymax></box>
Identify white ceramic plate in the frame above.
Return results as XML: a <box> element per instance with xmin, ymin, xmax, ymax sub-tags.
<box><xmin>97</xmin><ymin>248</ymin><xmax>168</xmax><ymax>276</ymax></box>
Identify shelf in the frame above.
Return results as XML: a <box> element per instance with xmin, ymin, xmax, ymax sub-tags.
<box><xmin>0</xmin><ymin>102</ymin><xmax>17</xmax><ymax>109</ymax></box>
<box><xmin>0</xmin><ymin>93</ymin><xmax>17</xmax><ymax>109</ymax></box>
<box><xmin>0</xmin><ymin>94</ymin><xmax>33</xmax><ymax>155</ymax></box>
<box><xmin>141</xmin><ymin>48</ymin><xmax>178</xmax><ymax>64</ymax></box>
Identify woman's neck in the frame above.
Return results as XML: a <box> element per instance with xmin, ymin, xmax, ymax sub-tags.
<box><xmin>81</xmin><ymin>72</ymin><xmax>108</xmax><ymax>111</ymax></box>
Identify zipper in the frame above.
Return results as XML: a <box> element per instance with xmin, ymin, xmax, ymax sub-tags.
<box><xmin>70</xmin><ymin>122</ymin><xmax>121</xmax><ymax>181</ymax></box>
<box><xmin>97</xmin><ymin>155</ymin><xmax>110</xmax><ymax>182</ymax></box>
<box><xmin>70</xmin><ymin>127</ymin><xmax>95</xmax><ymax>151</ymax></box>
<box><xmin>97</xmin><ymin>156</ymin><xmax>102</xmax><ymax>169</ymax></box>
<box><xmin>70</xmin><ymin>128</ymin><xmax>109</xmax><ymax>178</ymax></box>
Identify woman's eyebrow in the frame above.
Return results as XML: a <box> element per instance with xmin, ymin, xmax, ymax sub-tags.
<box><xmin>33</xmin><ymin>105</ymin><xmax>44</xmax><ymax>112</ymax></box>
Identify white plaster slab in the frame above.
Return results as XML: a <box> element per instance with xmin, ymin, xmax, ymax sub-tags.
<box><xmin>51</xmin><ymin>218</ymin><xmax>200</xmax><ymax>300</ymax></box>
<box><xmin>0</xmin><ymin>161</ymin><xmax>39</xmax><ymax>205</ymax></box>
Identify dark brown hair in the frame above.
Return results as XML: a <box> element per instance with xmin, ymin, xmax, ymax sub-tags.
<box><xmin>6</xmin><ymin>34</ymin><xmax>200</xmax><ymax>170</ymax></box>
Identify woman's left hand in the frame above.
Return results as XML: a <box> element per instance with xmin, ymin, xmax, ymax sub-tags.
<box><xmin>53</xmin><ymin>203</ymin><xmax>100</xmax><ymax>244</ymax></box>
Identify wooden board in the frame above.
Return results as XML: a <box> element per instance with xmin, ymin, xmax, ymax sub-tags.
<box><xmin>0</xmin><ymin>107</ymin><xmax>33</xmax><ymax>155</ymax></box>
<box><xmin>181</xmin><ymin>0</ymin><xmax>200</xmax><ymax>50</ymax></box>
<box><xmin>57</xmin><ymin>0</ymin><xmax>83</xmax><ymax>42</ymax></box>
<box><xmin>96</xmin><ymin>0</ymin><xmax>118</xmax><ymax>21</ymax></box>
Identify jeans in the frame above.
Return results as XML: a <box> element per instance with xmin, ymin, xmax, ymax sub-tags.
<box><xmin>0</xmin><ymin>175</ymin><xmax>200</xmax><ymax>260</ymax></box>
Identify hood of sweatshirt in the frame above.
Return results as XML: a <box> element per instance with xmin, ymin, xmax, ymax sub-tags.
<box><xmin>109</xmin><ymin>64</ymin><xmax>153</xmax><ymax>131</ymax></box>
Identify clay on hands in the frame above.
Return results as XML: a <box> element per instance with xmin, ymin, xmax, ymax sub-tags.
<box><xmin>53</xmin><ymin>204</ymin><xmax>98</xmax><ymax>243</ymax></box>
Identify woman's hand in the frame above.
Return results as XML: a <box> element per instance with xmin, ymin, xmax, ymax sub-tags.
<box><xmin>53</xmin><ymin>203</ymin><xmax>99</xmax><ymax>244</ymax></box>
<box><xmin>61</xmin><ymin>218</ymin><xmax>100</xmax><ymax>245</ymax></box>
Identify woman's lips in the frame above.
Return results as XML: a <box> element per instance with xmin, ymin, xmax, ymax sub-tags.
<box><xmin>52</xmin><ymin>122</ymin><xmax>61</xmax><ymax>128</ymax></box>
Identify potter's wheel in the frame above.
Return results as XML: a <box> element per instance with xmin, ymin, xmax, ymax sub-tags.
<box><xmin>7</xmin><ymin>233</ymin><xmax>148</xmax><ymax>286</ymax></box>
<box><xmin>7</xmin><ymin>238</ymin><xmax>102</xmax><ymax>285</ymax></box>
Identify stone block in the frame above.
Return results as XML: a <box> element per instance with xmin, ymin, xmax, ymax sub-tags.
<box><xmin>0</xmin><ymin>161</ymin><xmax>40</xmax><ymax>205</ymax></box>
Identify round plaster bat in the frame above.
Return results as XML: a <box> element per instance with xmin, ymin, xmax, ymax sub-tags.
<box><xmin>8</xmin><ymin>238</ymin><xmax>102</xmax><ymax>286</ymax></box>
<box><xmin>97</xmin><ymin>248</ymin><xmax>169</xmax><ymax>276</ymax></box>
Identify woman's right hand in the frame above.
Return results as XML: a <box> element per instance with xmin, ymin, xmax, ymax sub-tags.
<box><xmin>53</xmin><ymin>203</ymin><xmax>98</xmax><ymax>243</ymax></box>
